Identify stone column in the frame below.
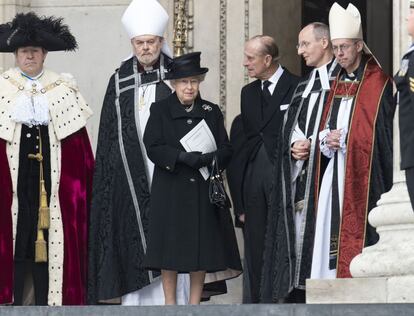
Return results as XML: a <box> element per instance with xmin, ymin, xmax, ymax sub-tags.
<box><xmin>349</xmin><ymin>0</ymin><xmax>414</xmax><ymax>283</ymax></box>
<box><xmin>307</xmin><ymin>0</ymin><xmax>414</xmax><ymax>303</ymax></box>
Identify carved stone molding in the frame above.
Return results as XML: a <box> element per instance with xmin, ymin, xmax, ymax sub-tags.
<box><xmin>244</xmin><ymin>0</ymin><xmax>249</xmax><ymax>84</ymax></box>
<box><xmin>219</xmin><ymin>0</ymin><xmax>226</xmax><ymax>115</ymax></box>
<box><xmin>244</xmin><ymin>0</ymin><xmax>249</xmax><ymax>41</ymax></box>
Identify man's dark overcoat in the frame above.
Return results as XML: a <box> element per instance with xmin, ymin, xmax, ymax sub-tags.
<box><xmin>241</xmin><ymin>68</ymin><xmax>300</xmax><ymax>163</ymax></box>
<box><xmin>240</xmin><ymin>67</ymin><xmax>299</xmax><ymax>302</ymax></box>
<box><xmin>395</xmin><ymin>45</ymin><xmax>414</xmax><ymax>211</ymax></box>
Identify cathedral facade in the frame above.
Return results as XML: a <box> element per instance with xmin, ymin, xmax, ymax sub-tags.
<box><xmin>0</xmin><ymin>0</ymin><xmax>407</xmax><ymax>148</ymax></box>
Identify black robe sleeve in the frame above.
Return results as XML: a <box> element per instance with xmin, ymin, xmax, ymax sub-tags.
<box><xmin>88</xmin><ymin>75</ymin><xmax>119</xmax><ymax>304</ymax></box>
<box><xmin>365</xmin><ymin>79</ymin><xmax>395</xmax><ymax>246</ymax></box>
<box><xmin>260</xmin><ymin>101</ymin><xmax>298</xmax><ymax>302</ymax></box>
<box><xmin>399</xmin><ymin>53</ymin><xmax>414</xmax><ymax>170</ymax></box>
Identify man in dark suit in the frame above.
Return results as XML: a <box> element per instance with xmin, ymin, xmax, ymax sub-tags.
<box><xmin>239</xmin><ymin>35</ymin><xmax>299</xmax><ymax>303</ymax></box>
<box><xmin>395</xmin><ymin>1</ymin><xmax>414</xmax><ymax>211</ymax></box>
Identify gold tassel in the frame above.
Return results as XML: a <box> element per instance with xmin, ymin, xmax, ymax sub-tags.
<box><xmin>35</xmin><ymin>229</ymin><xmax>48</xmax><ymax>263</ymax></box>
<box><xmin>38</xmin><ymin>180</ymin><xmax>50</xmax><ymax>229</ymax></box>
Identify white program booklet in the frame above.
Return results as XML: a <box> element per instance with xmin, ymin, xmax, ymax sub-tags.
<box><xmin>180</xmin><ymin>119</ymin><xmax>217</xmax><ymax>180</ymax></box>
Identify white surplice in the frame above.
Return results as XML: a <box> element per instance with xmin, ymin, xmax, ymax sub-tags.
<box><xmin>290</xmin><ymin>62</ymin><xmax>333</xmax><ymax>253</ymax></box>
<box><xmin>310</xmin><ymin>83</ymin><xmax>354</xmax><ymax>280</ymax></box>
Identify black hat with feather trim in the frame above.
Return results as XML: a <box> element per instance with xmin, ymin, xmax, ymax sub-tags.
<box><xmin>0</xmin><ymin>12</ymin><xmax>77</xmax><ymax>52</ymax></box>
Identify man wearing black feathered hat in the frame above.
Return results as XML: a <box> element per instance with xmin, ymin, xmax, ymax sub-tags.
<box><xmin>0</xmin><ymin>12</ymin><xmax>94</xmax><ymax>306</ymax></box>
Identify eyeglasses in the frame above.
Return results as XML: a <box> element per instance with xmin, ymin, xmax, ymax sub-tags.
<box><xmin>296</xmin><ymin>38</ymin><xmax>325</xmax><ymax>50</ymax></box>
<box><xmin>296</xmin><ymin>41</ymin><xmax>311</xmax><ymax>50</ymax></box>
<box><xmin>332</xmin><ymin>42</ymin><xmax>357</xmax><ymax>53</ymax></box>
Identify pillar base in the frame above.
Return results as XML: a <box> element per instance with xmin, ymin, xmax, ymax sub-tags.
<box><xmin>350</xmin><ymin>181</ymin><xmax>414</xmax><ymax>277</ymax></box>
<box><xmin>306</xmin><ymin>276</ymin><xmax>414</xmax><ymax>303</ymax></box>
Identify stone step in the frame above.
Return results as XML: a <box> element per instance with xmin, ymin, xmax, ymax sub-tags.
<box><xmin>1</xmin><ymin>304</ymin><xmax>414</xmax><ymax>316</ymax></box>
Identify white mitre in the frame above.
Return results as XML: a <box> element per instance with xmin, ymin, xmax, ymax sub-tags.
<box><xmin>122</xmin><ymin>0</ymin><xmax>173</xmax><ymax>58</ymax></box>
<box><xmin>329</xmin><ymin>2</ymin><xmax>375</xmax><ymax>58</ymax></box>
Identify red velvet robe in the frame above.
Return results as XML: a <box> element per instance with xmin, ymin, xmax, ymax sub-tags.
<box><xmin>0</xmin><ymin>127</ymin><xmax>94</xmax><ymax>305</ymax></box>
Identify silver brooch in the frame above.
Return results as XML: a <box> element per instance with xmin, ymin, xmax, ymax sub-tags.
<box><xmin>202</xmin><ymin>104</ymin><xmax>212</xmax><ymax>111</ymax></box>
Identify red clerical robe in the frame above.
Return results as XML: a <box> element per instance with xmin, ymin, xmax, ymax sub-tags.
<box><xmin>314</xmin><ymin>55</ymin><xmax>395</xmax><ymax>278</ymax></box>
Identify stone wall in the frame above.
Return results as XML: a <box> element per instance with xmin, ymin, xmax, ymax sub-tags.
<box><xmin>263</xmin><ymin>0</ymin><xmax>302</xmax><ymax>76</ymax></box>
<box><xmin>0</xmin><ymin>0</ymin><xmax>264</xmax><ymax>149</ymax></box>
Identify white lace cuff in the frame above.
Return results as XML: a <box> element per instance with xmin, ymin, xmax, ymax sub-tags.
<box><xmin>339</xmin><ymin>127</ymin><xmax>348</xmax><ymax>154</ymax></box>
<box><xmin>319</xmin><ymin>128</ymin><xmax>335</xmax><ymax>158</ymax></box>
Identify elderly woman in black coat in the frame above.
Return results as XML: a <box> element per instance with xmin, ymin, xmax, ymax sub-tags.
<box><xmin>143</xmin><ymin>52</ymin><xmax>241</xmax><ymax>305</ymax></box>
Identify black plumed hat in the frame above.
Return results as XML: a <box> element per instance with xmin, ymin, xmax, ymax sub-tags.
<box><xmin>0</xmin><ymin>12</ymin><xmax>77</xmax><ymax>52</ymax></box>
<box><xmin>166</xmin><ymin>52</ymin><xmax>208</xmax><ymax>80</ymax></box>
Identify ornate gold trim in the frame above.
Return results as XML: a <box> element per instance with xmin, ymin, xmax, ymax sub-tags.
<box><xmin>173</xmin><ymin>0</ymin><xmax>188</xmax><ymax>56</ymax></box>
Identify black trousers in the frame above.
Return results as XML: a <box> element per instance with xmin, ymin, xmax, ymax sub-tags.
<box><xmin>406</xmin><ymin>167</ymin><xmax>414</xmax><ymax>211</ymax></box>
<box><xmin>243</xmin><ymin>145</ymin><xmax>272</xmax><ymax>303</ymax></box>
<box><xmin>13</xmin><ymin>125</ymin><xmax>51</xmax><ymax>305</ymax></box>
<box><xmin>13</xmin><ymin>260</ymin><xmax>48</xmax><ymax>305</ymax></box>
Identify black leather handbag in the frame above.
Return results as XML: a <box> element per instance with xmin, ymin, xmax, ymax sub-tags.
<box><xmin>208</xmin><ymin>156</ymin><xmax>230</xmax><ymax>209</ymax></box>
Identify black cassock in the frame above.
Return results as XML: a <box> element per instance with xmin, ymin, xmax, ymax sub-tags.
<box><xmin>262</xmin><ymin>56</ymin><xmax>394</xmax><ymax>302</ymax></box>
<box><xmin>261</xmin><ymin>60</ymin><xmax>340</xmax><ymax>302</ymax></box>
<box><xmin>88</xmin><ymin>55</ymin><xmax>171</xmax><ymax>303</ymax></box>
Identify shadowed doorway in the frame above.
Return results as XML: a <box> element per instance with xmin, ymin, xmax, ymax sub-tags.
<box><xmin>263</xmin><ymin>0</ymin><xmax>393</xmax><ymax>76</ymax></box>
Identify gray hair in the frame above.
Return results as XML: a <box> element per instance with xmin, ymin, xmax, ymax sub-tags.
<box><xmin>307</xmin><ymin>22</ymin><xmax>330</xmax><ymax>41</ymax></box>
<box><xmin>248</xmin><ymin>35</ymin><xmax>280</xmax><ymax>63</ymax></box>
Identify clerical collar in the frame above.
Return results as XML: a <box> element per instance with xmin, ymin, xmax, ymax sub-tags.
<box><xmin>137</xmin><ymin>59</ymin><xmax>161</xmax><ymax>74</ymax></box>
<box><xmin>302</xmin><ymin>60</ymin><xmax>334</xmax><ymax>98</ymax></box>
<box><xmin>316</xmin><ymin>62</ymin><xmax>332</xmax><ymax>89</ymax></box>
<box><xmin>19</xmin><ymin>69</ymin><xmax>44</xmax><ymax>81</ymax></box>
<box><xmin>344</xmin><ymin>72</ymin><xmax>356</xmax><ymax>80</ymax></box>
<box><xmin>133</xmin><ymin>55</ymin><xmax>166</xmax><ymax>86</ymax></box>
